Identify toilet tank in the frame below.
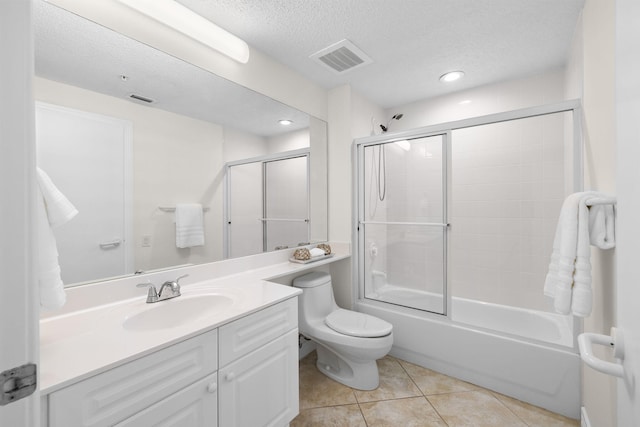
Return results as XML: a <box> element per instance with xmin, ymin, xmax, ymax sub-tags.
<box><xmin>293</xmin><ymin>271</ymin><xmax>332</xmax><ymax>288</ymax></box>
<box><xmin>293</xmin><ymin>272</ymin><xmax>337</xmax><ymax>324</ymax></box>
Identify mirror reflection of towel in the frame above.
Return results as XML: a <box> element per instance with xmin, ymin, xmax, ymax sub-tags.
<box><xmin>175</xmin><ymin>203</ymin><xmax>205</xmax><ymax>248</ymax></box>
<box><xmin>36</xmin><ymin>168</ymin><xmax>78</xmax><ymax>310</ymax></box>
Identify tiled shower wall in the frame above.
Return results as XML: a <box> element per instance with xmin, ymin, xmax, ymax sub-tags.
<box><xmin>450</xmin><ymin>113</ymin><xmax>567</xmax><ymax>311</ymax></box>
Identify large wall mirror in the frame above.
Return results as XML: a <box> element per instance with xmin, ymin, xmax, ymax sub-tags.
<box><xmin>34</xmin><ymin>1</ymin><xmax>328</xmax><ymax>287</ymax></box>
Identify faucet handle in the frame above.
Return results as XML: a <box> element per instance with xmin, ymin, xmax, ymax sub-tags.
<box><xmin>176</xmin><ymin>274</ymin><xmax>189</xmax><ymax>284</ymax></box>
<box><xmin>136</xmin><ymin>282</ymin><xmax>159</xmax><ymax>303</ymax></box>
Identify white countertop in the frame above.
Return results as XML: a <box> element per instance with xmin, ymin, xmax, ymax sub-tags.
<box><xmin>40</xmin><ymin>245</ymin><xmax>350</xmax><ymax>395</ymax></box>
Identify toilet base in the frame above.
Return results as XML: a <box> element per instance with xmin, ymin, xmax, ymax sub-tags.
<box><xmin>315</xmin><ymin>345</ymin><xmax>380</xmax><ymax>390</ymax></box>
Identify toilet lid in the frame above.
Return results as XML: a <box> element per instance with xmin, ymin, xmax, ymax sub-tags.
<box><xmin>325</xmin><ymin>309</ymin><xmax>392</xmax><ymax>338</ymax></box>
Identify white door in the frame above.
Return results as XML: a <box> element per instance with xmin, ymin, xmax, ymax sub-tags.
<box><xmin>0</xmin><ymin>1</ymin><xmax>38</xmax><ymax>425</ymax></box>
<box><xmin>35</xmin><ymin>103</ymin><xmax>133</xmax><ymax>285</ymax></box>
<box><xmin>615</xmin><ymin>0</ymin><xmax>640</xmax><ymax>423</ymax></box>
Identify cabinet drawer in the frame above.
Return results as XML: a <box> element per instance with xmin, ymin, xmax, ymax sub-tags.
<box><xmin>49</xmin><ymin>329</ymin><xmax>218</xmax><ymax>427</ymax></box>
<box><xmin>219</xmin><ymin>297</ymin><xmax>297</xmax><ymax>367</ymax></box>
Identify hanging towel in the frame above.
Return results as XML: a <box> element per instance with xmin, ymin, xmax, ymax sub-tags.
<box><xmin>587</xmin><ymin>197</ymin><xmax>616</xmax><ymax>249</ymax></box>
<box><xmin>36</xmin><ymin>168</ymin><xmax>78</xmax><ymax>310</ymax></box>
<box><xmin>544</xmin><ymin>191</ymin><xmax>615</xmax><ymax>317</ymax></box>
<box><xmin>175</xmin><ymin>203</ymin><xmax>205</xmax><ymax>248</ymax></box>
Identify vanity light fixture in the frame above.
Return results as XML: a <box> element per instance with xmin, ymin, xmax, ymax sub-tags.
<box><xmin>44</xmin><ymin>0</ymin><xmax>250</xmax><ymax>64</ymax></box>
<box><xmin>439</xmin><ymin>70</ymin><xmax>465</xmax><ymax>83</ymax></box>
<box><xmin>279</xmin><ymin>119</ymin><xmax>293</xmax><ymax>126</ymax></box>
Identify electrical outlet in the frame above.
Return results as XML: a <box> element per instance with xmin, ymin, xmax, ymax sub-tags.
<box><xmin>141</xmin><ymin>235</ymin><xmax>152</xmax><ymax>247</ymax></box>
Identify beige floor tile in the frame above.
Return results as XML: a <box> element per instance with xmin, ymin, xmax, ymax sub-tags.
<box><xmin>399</xmin><ymin>359</ymin><xmax>480</xmax><ymax>395</ymax></box>
<box><xmin>360</xmin><ymin>396</ymin><xmax>448</xmax><ymax>427</ymax></box>
<box><xmin>428</xmin><ymin>390</ymin><xmax>527</xmax><ymax>427</ymax></box>
<box><xmin>492</xmin><ymin>392</ymin><xmax>580</xmax><ymax>427</ymax></box>
<box><xmin>291</xmin><ymin>404</ymin><xmax>367</xmax><ymax>427</ymax></box>
<box><xmin>353</xmin><ymin>356</ymin><xmax>422</xmax><ymax>403</ymax></box>
<box><xmin>299</xmin><ymin>353</ymin><xmax>357</xmax><ymax>409</ymax></box>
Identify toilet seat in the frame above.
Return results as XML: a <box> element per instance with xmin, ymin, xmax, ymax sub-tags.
<box><xmin>325</xmin><ymin>309</ymin><xmax>392</xmax><ymax>338</ymax></box>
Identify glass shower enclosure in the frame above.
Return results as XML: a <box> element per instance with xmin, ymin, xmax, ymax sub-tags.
<box><xmin>355</xmin><ymin>101</ymin><xmax>582</xmax><ymax>346</ymax></box>
<box><xmin>358</xmin><ymin>134</ymin><xmax>448</xmax><ymax>314</ymax></box>
<box><xmin>225</xmin><ymin>149</ymin><xmax>310</xmax><ymax>258</ymax></box>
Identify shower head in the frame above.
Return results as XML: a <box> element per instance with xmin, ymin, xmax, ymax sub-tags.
<box><xmin>380</xmin><ymin>113</ymin><xmax>403</xmax><ymax>132</ymax></box>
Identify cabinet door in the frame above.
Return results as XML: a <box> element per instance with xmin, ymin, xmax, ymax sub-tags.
<box><xmin>219</xmin><ymin>329</ymin><xmax>299</xmax><ymax>427</ymax></box>
<box><xmin>115</xmin><ymin>373</ymin><xmax>217</xmax><ymax>427</ymax></box>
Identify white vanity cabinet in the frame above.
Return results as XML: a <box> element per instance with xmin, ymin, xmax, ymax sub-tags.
<box><xmin>43</xmin><ymin>297</ymin><xmax>299</xmax><ymax>427</ymax></box>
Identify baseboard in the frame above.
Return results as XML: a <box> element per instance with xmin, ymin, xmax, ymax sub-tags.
<box><xmin>581</xmin><ymin>406</ymin><xmax>592</xmax><ymax>427</ymax></box>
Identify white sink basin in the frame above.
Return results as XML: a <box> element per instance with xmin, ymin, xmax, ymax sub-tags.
<box><xmin>123</xmin><ymin>294</ymin><xmax>233</xmax><ymax>331</ymax></box>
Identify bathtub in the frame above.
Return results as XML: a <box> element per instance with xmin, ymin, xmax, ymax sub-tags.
<box><xmin>357</xmin><ymin>285</ymin><xmax>581</xmax><ymax>419</ymax></box>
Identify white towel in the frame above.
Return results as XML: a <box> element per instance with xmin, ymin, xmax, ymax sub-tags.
<box><xmin>36</xmin><ymin>168</ymin><xmax>78</xmax><ymax>310</ymax></box>
<box><xmin>175</xmin><ymin>203</ymin><xmax>205</xmax><ymax>248</ymax></box>
<box><xmin>544</xmin><ymin>191</ymin><xmax>615</xmax><ymax>317</ymax></box>
<box><xmin>587</xmin><ymin>197</ymin><xmax>616</xmax><ymax>249</ymax></box>
<box><xmin>37</xmin><ymin>168</ymin><xmax>79</xmax><ymax>227</ymax></box>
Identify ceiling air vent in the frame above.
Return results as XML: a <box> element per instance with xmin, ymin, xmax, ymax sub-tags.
<box><xmin>129</xmin><ymin>93</ymin><xmax>154</xmax><ymax>103</ymax></box>
<box><xmin>310</xmin><ymin>39</ymin><xmax>372</xmax><ymax>74</ymax></box>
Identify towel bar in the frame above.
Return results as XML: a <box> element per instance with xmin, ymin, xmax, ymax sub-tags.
<box><xmin>585</xmin><ymin>198</ymin><xmax>617</xmax><ymax>207</ymax></box>
<box><xmin>577</xmin><ymin>327</ymin><xmax>625</xmax><ymax>378</ymax></box>
<box><xmin>158</xmin><ymin>206</ymin><xmax>210</xmax><ymax>212</ymax></box>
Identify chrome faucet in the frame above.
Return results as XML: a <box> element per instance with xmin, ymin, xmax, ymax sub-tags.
<box><xmin>136</xmin><ymin>274</ymin><xmax>189</xmax><ymax>303</ymax></box>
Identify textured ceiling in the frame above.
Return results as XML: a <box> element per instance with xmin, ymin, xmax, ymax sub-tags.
<box><xmin>34</xmin><ymin>1</ymin><xmax>310</xmax><ymax>137</ymax></box>
<box><xmin>34</xmin><ymin>0</ymin><xmax>585</xmax><ymax>132</ymax></box>
<box><xmin>181</xmin><ymin>0</ymin><xmax>585</xmax><ymax>108</ymax></box>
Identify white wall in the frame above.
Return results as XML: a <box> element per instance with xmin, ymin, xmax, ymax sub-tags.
<box><xmin>35</xmin><ymin>77</ymin><xmax>225</xmax><ymax>275</ymax></box>
<box><xmin>267</xmin><ymin>128</ymin><xmax>309</xmax><ymax>153</ymax></box>
<box><xmin>388</xmin><ymin>70</ymin><xmax>566</xmax><ymax>131</ymax></box>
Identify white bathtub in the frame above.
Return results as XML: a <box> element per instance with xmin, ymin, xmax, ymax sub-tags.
<box><xmin>357</xmin><ymin>286</ymin><xmax>581</xmax><ymax>419</ymax></box>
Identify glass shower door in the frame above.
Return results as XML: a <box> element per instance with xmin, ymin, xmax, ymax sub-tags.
<box><xmin>263</xmin><ymin>155</ymin><xmax>309</xmax><ymax>251</ymax></box>
<box><xmin>359</xmin><ymin>134</ymin><xmax>447</xmax><ymax>315</ymax></box>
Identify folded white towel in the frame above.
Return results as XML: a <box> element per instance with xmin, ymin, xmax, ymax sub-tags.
<box><xmin>36</xmin><ymin>168</ymin><xmax>78</xmax><ymax>310</ymax></box>
<box><xmin>544</xmin><ymin>191</ymin><xmax>615</xmax><ymax>317</ymax></box>
<box><xmin>175</xmin><ymin>203</ymin><xmax>205</xmax><ymax>248</ymax></box>
<box><xmin>309</xmin><ymin>247</ymin><xmax>325</xmax><ymax>257</ymax></box>
<box><xmin>587</xmin><ymin>197</ymin><xmax>616</xmax><ymax>249</ymax></box>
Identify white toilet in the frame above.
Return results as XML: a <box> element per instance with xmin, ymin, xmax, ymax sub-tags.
<box><xmin>293</xmin><ymin>271</ymin><xmax>393</xmax><ymax>390</ymax></box>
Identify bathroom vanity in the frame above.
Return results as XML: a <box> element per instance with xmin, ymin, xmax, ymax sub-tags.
<box><xmin>39</xmin><ymin>245</ymin><xmax>350</xmax><ymax>427</ymax></box>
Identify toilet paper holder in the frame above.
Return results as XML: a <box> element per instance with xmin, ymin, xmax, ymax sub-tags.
<box><xmin>578</xmin><ymin>327</ymin><xmax>625</xmax><ymax>378</ymax></box>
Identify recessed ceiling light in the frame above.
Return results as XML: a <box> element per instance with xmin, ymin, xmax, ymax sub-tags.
<box><xmin>279</xmin><ymin>119</ymin><xmax>293</xmax><ymax>126</ymax></box>
<box><xmin>439</xmin><ymin>71</ymin><xmax>465</xmax><ymax>83</ymax></box>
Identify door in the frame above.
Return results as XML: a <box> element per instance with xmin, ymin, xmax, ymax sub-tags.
<box><xmin>358</xmin><ymin>134</ymin><xmax>447</xmax><ymax>315</ymax></box>
<box><xmin>35</xmin><ymin>103</ymin><xmax>132</xmax><ymax>285</ymax></box>
<box><xmin>0</xmin><ymin>1</ymin><xmax>38</xmax><ymax>425</ymax></box>
<box><xmin>615</xmin><ymin>0</ymin><xmax>640</xmax><ymax>423</ymax></box>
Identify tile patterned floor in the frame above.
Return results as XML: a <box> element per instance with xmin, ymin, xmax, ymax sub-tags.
<box><xmin>292</xmin><ymin>352</ymin><xmax>579</xmax><ymax>427</ymax></box>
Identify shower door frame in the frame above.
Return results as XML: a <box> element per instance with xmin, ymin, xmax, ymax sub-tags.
<box><xmin>355</xmin><ymin>132</ymin><xmax>451</xmax><ymax>315</ymax></box>
<box><xmin>224</xmin><ymin>148</ymin><xmax>311</xmax><ymax>259</ymax></box>
<box><xmin>353</xmin><ymin>99</ymin><xmax>583</xmax><ymax>320</ymax></box>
